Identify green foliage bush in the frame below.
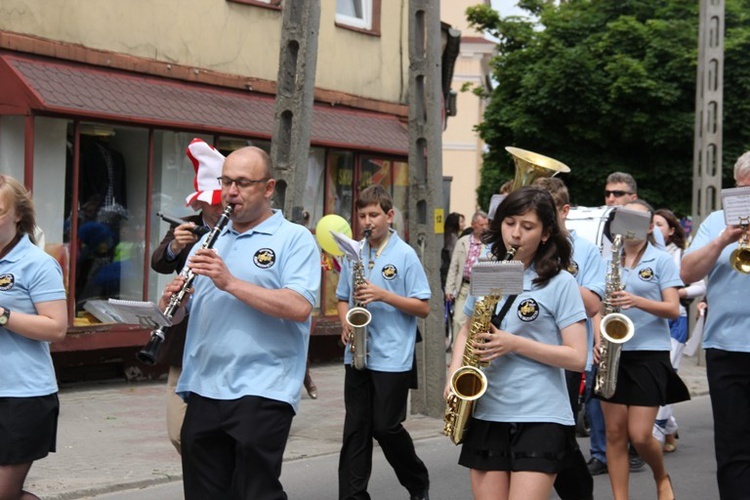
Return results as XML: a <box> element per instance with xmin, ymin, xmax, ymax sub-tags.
<box><xmin>467</xmin><ymin>0</ymin><xmax>750</xmax><ymax>217</ymax></box>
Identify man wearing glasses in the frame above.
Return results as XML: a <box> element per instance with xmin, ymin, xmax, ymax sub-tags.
<box><xmin>603</xmin><ymin>172</ymin><xmax>665</xmax><ymax>248</ymax></box>
<box><xmin>162</xmin><ymin>146</ymin><xmax>321</xmax><ymax>499</ymax></box>
<box><xmin>151</xmin><ymin>138</ymin><xmax>226</xmax><ymax>456</ymax></box>
<box><xmin>681</xmin><ymin>152</ymin><xmax>750</xmax><ymax>499</ymax></box>
<box><xmin>603</xmin><ymin>172</ymin><xmax>639</xmax><ymax>207</ymax></box>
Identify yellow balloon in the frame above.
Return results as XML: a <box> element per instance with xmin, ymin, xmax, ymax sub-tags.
<box><xmin>315</xmin><ymin>215</ymin><xmax>352</xmax><ymax>256</ymax></box>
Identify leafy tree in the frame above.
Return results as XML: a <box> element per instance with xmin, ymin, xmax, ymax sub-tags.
<box><xmin>467</xmin><ymin>0</ymin><xmax>750</xmax><ymax>217</ymax></box>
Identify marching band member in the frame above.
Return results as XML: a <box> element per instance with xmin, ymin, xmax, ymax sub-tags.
<box><xmin>597</xmin><ymin>199</ymin><xmax>688</xmax><ymax>500</ymax></box>
<box><xmin>0</xmin><ymin>175</ymin><xmax>67</xmax><ymax>500</ymax></box>
<box><xmin>446</xmin><ymin>186</ymin><xmax>587</xmax><ymax>500</ymax></box>
<box><xmin>162</xmin><ymin>146</ymin><xmax>320</xmax><ymax>499</ymax></box>
<box><xmin>681</xmin><ymin>152</ymin><xmax>750</xmax><ymax>499</ymax></box>
<box><xmin>336</xmin><ymin>185</ymin><xmax>431</xmax><ymax>500</ymax></box>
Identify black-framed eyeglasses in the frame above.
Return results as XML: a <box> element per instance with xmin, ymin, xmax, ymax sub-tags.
<box><xmin>217</xmin><ymin>176</ymin><xmax>269</xmax><ymax>188</ymax></box>
<box><xmin>604</xmin><ymin>190</ymin><xmax>633</xmax><ymax>198</ymax></box>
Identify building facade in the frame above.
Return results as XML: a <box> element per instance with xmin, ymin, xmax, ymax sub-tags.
<box><xmin>440</xmin><ymin>0</ymin><xmax>495</xmax><ymax>220</ymax></box>
<box><xmin>0</xmin><ymin>0</ymin><xmax>440</xmax><ymax>375</ymax></box>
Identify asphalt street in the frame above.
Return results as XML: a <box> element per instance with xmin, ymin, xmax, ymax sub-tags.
<box><xmin>90</xmin><ymin>394</ymin><xmax>718</xmax><ymax>499</ymax></box>
<box><xmin>26</xmin><ymin>354</ymin><xmax>713</xmax><ymax>499</ymax></box>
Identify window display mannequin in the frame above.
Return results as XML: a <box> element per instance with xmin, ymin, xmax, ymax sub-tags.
<box><xmin>68</xmin><ymin>126</ymin><xmax>130</xmax><ymax>311</ymax></box>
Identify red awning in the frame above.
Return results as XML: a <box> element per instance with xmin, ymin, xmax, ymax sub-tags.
<box><xmin>0</xmin><ymin>52</ymin><xmax>408</xmax><ymax>155</ymax></box>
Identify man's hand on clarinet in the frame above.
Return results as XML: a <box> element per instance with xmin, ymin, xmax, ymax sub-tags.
<box><xmin>188</xmin><ymin>248</ymin><xmax>233</xmax><ymax>291</ymax></box>
<box><xmin>160</xmin><ymin>276</ymin><xmax>190</xmax><ymax>309</ymax></box>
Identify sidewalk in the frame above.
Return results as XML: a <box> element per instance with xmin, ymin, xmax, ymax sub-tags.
<box><xmin>27</xmin><ymin>355</ymin><xmax>709</xmax><ymax>499</ymax></box>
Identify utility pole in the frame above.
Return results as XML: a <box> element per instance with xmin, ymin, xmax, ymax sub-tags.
<box><xmin>691</xmin><ymin>0</ymin><xmax>724</xmax><ymax>365</ymax></box>
<box><xmin>270</xmin><ymin>1</ymin><xmax>321</xmax><ymax>223</ymax></box>
<box><xmin>408</xmin><ymin>1</ymin><xmax>446</xmax><ymax>418</ymax></box>
<box><xmin>692</xmin><ymin>0</ymin><xmax>724</xmax><ymax>231</ymax></box>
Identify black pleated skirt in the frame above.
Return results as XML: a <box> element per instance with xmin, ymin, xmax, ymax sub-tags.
<box><xmin>0</xmin><ymin>393</ymin><xmax>59</xmax><ymax>464</ymax></box>
<box><xmin>458</xmin><ymin>418</ymin><xmax>578</xmax><ymax>473</ymax></box>
<box><xmin>596</xmin><ymin>350</ymin><xmax>690</xmax><ymax>406</ymax></box>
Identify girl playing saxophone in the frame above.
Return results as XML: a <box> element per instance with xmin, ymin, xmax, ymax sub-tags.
<box><xmin>597</xmin><ymin>199</ymin><xmax>688</xmax><ymax>500</ymax></box>
<box><xmin>445</xmin><ymin>187</ymin><xmax>587</xmax><ymax>500</ymax></box>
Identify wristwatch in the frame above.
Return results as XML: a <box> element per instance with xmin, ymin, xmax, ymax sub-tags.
<box><xmin>0</xmin><ymin>308</ymin><xmax>10</xmax><ymax>326</ymax></box>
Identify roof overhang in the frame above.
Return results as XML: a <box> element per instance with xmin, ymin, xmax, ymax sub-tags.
<box><xmin>0</xmin><ymin>51</ymin><xmax>408</xmax><ymax>156</ymax></box>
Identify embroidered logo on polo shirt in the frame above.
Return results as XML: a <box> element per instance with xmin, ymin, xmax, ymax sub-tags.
<box><xmin>253</xmin><ymin>248</ymin><xmax>276</xmax><ymax>269</ymax></box>
<box><xmin>0</xmin><ymin>274</ymin><xmax>14</xmax><ymax>291</ymax></box>
<box><xmin>517</xmin><ymin>298</ymin><xmax>539</xmax><ymax>322</ymax></box>
<box><xmin>568</xmin><ymin>261</ymin><xmax>579</xmax><ymax>277</ymax></box>
<box><xmin>638</xmin><ymin>268</ymin><xmax>655</xmax><ymax>281</ymax></box>
<box><xmin>382</xmin><ymin>264</ymin><xmax>397</xmax><ymax>280</ymax></box>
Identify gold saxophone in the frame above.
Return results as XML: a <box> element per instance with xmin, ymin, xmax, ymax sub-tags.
<box><xmin>443</xmin><ymin>146</ymin><xmax>566</xmax><ymax>443</ymax></box>
<box><xmin>443</xmin><ymin>247</ymin><xmax>516</xmax><ymax>445</ymax></box>
<box><xmin>346</xmin><ymin>228</ymin><xmax>372</xmax><ymax>370</ymax></box>
<box><xmin>594</xmin><ymin>234</ymin><xmax>635</xmax><ymax>398</ymax></box>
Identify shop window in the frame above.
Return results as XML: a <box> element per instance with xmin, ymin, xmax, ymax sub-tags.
<box><xmin>148</xmin><ymin>131</ymin><xmax>214</xmax><ymax>304</ymax></box>
<box><xmin>359</xmin><ymin>156</ymin><xmax>409</xmax><ymax>241</ymax></box>
<box><xmin>10</xmin><ymin>114</ymin><xmax>408</xmax><ymax>327</ymax></box>
<box><xmin>392</xmin><ymin>160</ymin><xmax>410</xmax><ymax>241</ymax></box>
<box><xmin>300</xmin><ymin>147</ymin><xmax>326</xmax><ymax>314</ymax></box>
<box><xmin>322</xmin><ymin>151</ymin><xmax>354</xmax><ymax>316</ymax></box>
<box><xmin>1</xmin><ymin>116</ymin><xmax>27</xmax><ymax>185</ymax></box>
<box><xmin>303</xmin><ymin>147</ymin><xmax>326</xmax><ymax>230</ymax></box>
<box><xmin>31</xmin><ymin>117</ymin><xmax>71</xmax><ymax>293</ymax></box>
<box><xmin>64</xmin><ymin>123</ymin><xmax>150</xmax><ymax>323</ymax></box>
<box><xmin>325</xmin><ymin>151</ymin><xmax>355</xmax><ymax>226</ymax></box>
<box><xmin>359</xmin><ymin>157</ymin><xmax>391</xmax><ymax>191</ymax></box>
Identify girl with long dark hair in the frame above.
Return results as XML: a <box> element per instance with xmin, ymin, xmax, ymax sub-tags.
<box><xmin>446</xmin><ymin>187</ymin><xmax>587</xmax><ymax>500</ymax></box>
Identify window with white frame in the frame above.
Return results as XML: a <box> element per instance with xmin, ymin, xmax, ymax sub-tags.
<box><xmin>335</xmin><ymin>0</ymin><xmax>372</xmax><ymax>30</ymax></box>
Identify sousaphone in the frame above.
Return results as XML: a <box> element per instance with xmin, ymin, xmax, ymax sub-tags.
<box><xmin>505</xmin><ymin>146</ymin><xmax>571</xmax><ymax>191</ymax></box>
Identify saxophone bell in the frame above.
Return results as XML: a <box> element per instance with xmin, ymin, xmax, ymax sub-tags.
<box><xmin>599</xmin><ymin>312</ymin><xmax>634</xmax><ymax>344</ymax></box>
<box><xmin>450</xmin><ymin>365</ymin><xmax>488</xmax><ymax>401</ymax></box>
<box><xmin>346</xmin><ymin>306</ymin><xmax>372</xmax><ymax>371</ymax></box>
<box><xmin>444</xmin><ymin>366</ymin><xmax>488</xmax><ymax>445</ymax></box>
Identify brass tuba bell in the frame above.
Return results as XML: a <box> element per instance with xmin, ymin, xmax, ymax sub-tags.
<box><xmin>505</xmin><ymin>146</ymin><xmax>571</xmax><ymax>191</ymax></box>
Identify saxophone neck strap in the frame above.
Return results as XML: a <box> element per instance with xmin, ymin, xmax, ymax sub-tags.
<box><xmin>490</xmin><ymin>295</ymin><xmax>517</xmax><ymax>329</ymax></box>
<box><xmin>367</xmin><ymin>231</ymin><xmax>391</xmax><ymax>270</ymax></box>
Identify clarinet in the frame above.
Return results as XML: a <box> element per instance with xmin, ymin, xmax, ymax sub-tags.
<box><xmin>136</xmin><ymin>204</ymin><xmax>235</xmax><ymax>365</ymax></box>
<box><xmin>156</xmin><ymin>211</ymin><xmax>210</xmax><ymax>237</ymax></box>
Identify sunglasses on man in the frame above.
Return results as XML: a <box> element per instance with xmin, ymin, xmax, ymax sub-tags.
<box><xmin>604</xmin><ymin>190</ymin><xmax>633</xmax><ymax>198</ymax></box>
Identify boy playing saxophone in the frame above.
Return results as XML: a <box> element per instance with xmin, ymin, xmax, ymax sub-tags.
<box><xmin>336</xmin><ymin>185</ymin><xmax>431</xmax><ymax>500</ymax></box>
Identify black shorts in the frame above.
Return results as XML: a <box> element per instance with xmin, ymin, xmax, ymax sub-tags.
<box><xmin>0</xmin><ymin>393</ymin><xmax>59</xmax><ymax>465</ymax></box>
<box><xmin>458</xmin><ymin>418</ymin><xmax>578</xmax><ymax>473</ymax></box>
<box><xmin>597</xmin><ymin>350</ymin><xmax>690</xmax><ymax>406</ymax></box>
